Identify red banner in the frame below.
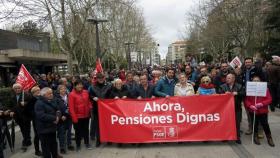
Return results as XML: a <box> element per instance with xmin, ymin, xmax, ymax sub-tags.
<box><xmin>16</xmin><ymin>64</ymin><xmax>36</xmax><ymax>90</ymax></box>
<box><xmin>98</xmin><ymin>94</ymin><xmax>237</xmax><ymax>143</ymax></box>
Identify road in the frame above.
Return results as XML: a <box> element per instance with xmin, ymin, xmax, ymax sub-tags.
<box><xmin>4</xmin><ymin>107</ymin><xmax>280</xmax><ymax>158</ymax></box>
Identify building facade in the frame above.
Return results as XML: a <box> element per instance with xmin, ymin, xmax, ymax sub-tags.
<box><xmin>166</xmin><ymin>40</ymin><xmax>188</xmax><ymax>65</ymax></box>
<box><xmin>0</xmin><ymin>29</ymin><xmax>68</xmax><ymax>86</ymax></box>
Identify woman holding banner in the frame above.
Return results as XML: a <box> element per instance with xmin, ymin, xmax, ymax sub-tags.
<box><xmin>244</xmin><ymin>75</ymin><xmax>275</xmax><ymax>147</ymax></box>
<box><xmin>174</xmin><ymin>73</ymin><xmax>195</xmax><ymax>96</ymax></box>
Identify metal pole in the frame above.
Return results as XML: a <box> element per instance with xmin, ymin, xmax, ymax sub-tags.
<box><xmin>127</xmin><ymin>44</ymin><xmax>131</xmax><ymax>70</ymax></box>
<box><xmin>252</xmin><ymin>96</ymin><xmax>257</xmax><ymax>144</ymax></box>
<box><xmin>95</xmin><ymin>22</ymin><xmax>101</xmax><ymax>59</ymax></box>
<box><xmin>149</xmin><ymin>49</ymin><xmax>152</xmax><ymax>66</ymax></box>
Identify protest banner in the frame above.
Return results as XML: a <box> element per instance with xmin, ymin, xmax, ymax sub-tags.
<box><xmin>98</xmin><ymin>94</ymin><xmax>236</xmax><ymax>143</ymax></box>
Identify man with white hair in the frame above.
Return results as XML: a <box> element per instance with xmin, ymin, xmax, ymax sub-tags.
<box><xmin>10</xmin><ymin>83</ymin><xmax>32</xmax><ymax>152</ymax></box>
<box><xmin>35</xmin><ymin>87</ymin><xmax>62</xmax><ymax>158</ymax></box>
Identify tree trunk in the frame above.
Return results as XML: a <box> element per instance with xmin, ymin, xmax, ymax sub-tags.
<box><xmin>67</xmin><ymin>52</ymin><xmax>73</xmax><ymax>75</ymax></box>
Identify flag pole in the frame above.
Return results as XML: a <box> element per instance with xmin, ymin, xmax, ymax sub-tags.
<box><xmin>22</xmin><ymin>90</ymin><xmax>24</xmax><ymax>104</ymax></box>
<box><xmin>252</xmin><ymin>96</ymin><xmax>257</xmax><ymax>144</ymax></box>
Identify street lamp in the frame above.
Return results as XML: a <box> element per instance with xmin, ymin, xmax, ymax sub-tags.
<box><xmin>137</xmin><ymin>50</ymin><xmax>144</xmax><ymax>69</ymax></box>
<box><xmin>87</xmin><ymin>18</ymin><xmax>108</xmax><ymax>59</ymax></box>
<box><xmin>124</xmin><ymin>42</ymin><xmax>134</xmax><ymax>70</ymax></box>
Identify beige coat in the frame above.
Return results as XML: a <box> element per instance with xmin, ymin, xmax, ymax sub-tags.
<box><xmin>174</xmin><ymin>82</ymin><xmax>195</xmax><ymax>96</ymax></box>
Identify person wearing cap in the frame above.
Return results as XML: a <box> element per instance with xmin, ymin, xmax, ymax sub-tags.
<box><xmin>88</xmin><ymin>72</ymin><xmax>111</xmax><ymax>147</ymax></box>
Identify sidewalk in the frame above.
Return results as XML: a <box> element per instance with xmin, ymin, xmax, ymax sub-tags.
<box><xmin>6</xmin><ymin>108</ymin><xmax>280</xmax><ymax>158</ymax></box>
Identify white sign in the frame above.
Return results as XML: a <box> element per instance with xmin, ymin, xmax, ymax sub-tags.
<box><xmin>230</xmin><ymin>56</ymin><xmax>242</xmax><ymax>68</ymax></box>
<box><xmin>246</xmin><ymin>82</ymin><xmax>267</xmax><ymax>97</ymax></box>
<box><xmin>130</xmin><ymin>52</ymin><xmax>138</xmax><ymax>62</ymax></box>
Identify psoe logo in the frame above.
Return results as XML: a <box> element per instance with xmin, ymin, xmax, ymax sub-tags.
<box><xmin>153</xmin><ymin>127</ymin><xmax>166</xmax><ymax>139</ymax></box>
<box><xmin>166</xmin><ymin>126</ymin><xmax>178</xmax><ymax>138</ymax></box>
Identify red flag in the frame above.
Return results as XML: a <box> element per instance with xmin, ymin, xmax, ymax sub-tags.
<box><xmin>16</xmin><ymin>64</ymin><xmax>36</xmax><ymax>90</ymax></box>
<box><xmin>95</xmin><ymin>58</ymin><xmax>103</xmax><ymax>73</ymax></box>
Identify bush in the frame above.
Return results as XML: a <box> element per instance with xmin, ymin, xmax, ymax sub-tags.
<box><xmin>0</xmin><ymin>87</ymin><xmax>13</xmax><ymax>108</ymax></box>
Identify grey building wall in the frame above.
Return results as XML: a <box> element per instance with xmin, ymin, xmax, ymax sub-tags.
<box><xmin>0</xmin><ymin>29</ymin><xmax>50</xmax><ymax>52</ymax></box>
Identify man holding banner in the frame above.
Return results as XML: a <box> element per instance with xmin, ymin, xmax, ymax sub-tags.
<box><xmin>218</xmin><ymin>73</ymin><xmax>245</xmax><ymax>144</ymax></box>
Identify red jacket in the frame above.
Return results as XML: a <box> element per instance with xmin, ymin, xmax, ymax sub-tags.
<box><xmin>69</xmin><ymin>89</ymin><xmax>92</xmax><ymax>123</ymax></box>
<box><xmin>244</xmin><ymin>89</ymin><xmax>272</xmax><ymax>115</ymax></box>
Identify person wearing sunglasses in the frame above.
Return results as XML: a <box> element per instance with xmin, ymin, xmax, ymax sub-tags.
<box><xmin>197</xmin><ymin>76</ymin><xmax>216</xmax><ymax>95</ymax></box>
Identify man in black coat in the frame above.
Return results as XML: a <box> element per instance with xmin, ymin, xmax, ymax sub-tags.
<box><xmin>88</xmin><ymin>73</ymin><xmax>111</xmax><ymax>147</ymax></box>
<box><xmin>35</xmin><ymin>87</ymin><xmax>62</xmax><ymax>158</ymax></box>
<box><xmin>218</xmin><ymin>73</ymin><xmax>245</xmax><ymax>144</ymax></box>
<box><xmin>125</xmin><ymin>72</ymin><xmax>139</xmax><ymax>98</ymax></box>
<box><xmin>136</xmin><ymin>74</ymin><xmax>155</xmax><ymax>99</ymax></box>
<box><xmin>9</xmin><ymin>83</ymin><xmax>32</xmax><ymax>152</ymax></box>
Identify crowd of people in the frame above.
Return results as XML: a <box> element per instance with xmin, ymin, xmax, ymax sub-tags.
<box><xmin>0</xmin><ymin>55</ymin><xmax>279</xmax><ymax>158</ymax></box>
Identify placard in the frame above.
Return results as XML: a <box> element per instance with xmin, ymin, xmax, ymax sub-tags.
<box><xmin>230</xmin><ymin>56</ymin><xmax>242</xmax><ymax>68</ymax></box>
<box><xmin>246</xmin><ymin>82</ymin><xmax>267</xmax><ymax>97</ymax></box>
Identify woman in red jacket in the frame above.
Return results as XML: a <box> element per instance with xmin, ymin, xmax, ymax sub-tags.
<box><xmin>69</xmin><ymin>80</ymin><xmax>93</xmax><ymax>151</ymax></box>
<box><xmin>244</xmin><ymin>75</ymin><xmax>275</xmax><ymax>147</ymax></box>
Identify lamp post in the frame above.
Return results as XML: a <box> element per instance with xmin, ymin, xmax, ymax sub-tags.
<box><xmin>137</xmin><ymin>50</ymin><xmax>143</xmax><ymax>69</ymax></box>
<box><xmin>124</xmin><ymin>42</ymin><xmax>134</xmax><ymax>70</ymax></box>
<box><xmin>87</xmin><ymin>18</ymin><xmax>108</xmax><ymax>59</ymax></box>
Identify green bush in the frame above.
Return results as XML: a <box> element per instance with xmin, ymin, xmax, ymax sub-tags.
<box><xmin>0</xmin><ymin>87</ymin><xmax>13</xmax><ymax>108</ymax></box>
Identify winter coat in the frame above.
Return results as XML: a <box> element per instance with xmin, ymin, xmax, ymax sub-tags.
<box><xmin>125</xmin><ymin>81</ymin><xmax>139</xmax><ymax>98</ymax></box>
<box><xmin>244</xmin><ymin>89</ymin><xmax>272</xmax><ymax>115</ymax></box>
<box><xmin>218</xmin><ymin>83</ymin><xmax>245</xmax><ymax>112</ymax></box>
<box><xmin>109</xmin><ymin>86</ymin><xmax>129</xmax><ymax>99</ymax></box>
<box><xmin>55</xmin><ymin>94</ymin><xmax>70</xmax><ymax>119</ymax></box>
<box><xmin>10</xmin><ymin>92</ymin><xmax>32</xmax><ymax>122</ymax></box>
<box><xmin>35</xmin><ymin>97</ymin><xmax>60</xmax><ymax>134</ymax></box>
<box><xmin>154</xmin><ymin>76</ymin><xmax>177</xmax><ymax>97</ymax></box>
<box><xmin>174</xmin><ymin>82</ymin><xmax>195</xmax><ymax>96</ymax></box>
<box><xmin>88</xmin><ymin>82</ymin><xmax>111</xmax><ymax>114</ymax></box>
<box><xmin>69</xmin><ymin>89</ymin><xmax>92</xmax><ymax>123</ymax></box>
<box><xmin>136</xmin><ymin>84</ymin><xmax>155</xmax><ymax>98</ymax></box>
<box><xmin>197</xmin><ymin>84</ymin><xmax>216</xmax><ymax>95</ymax></box>
<box><xmin>241</xmin><ymin>66</ymin><xmax>265</xmax><ymax>86</ymax></box>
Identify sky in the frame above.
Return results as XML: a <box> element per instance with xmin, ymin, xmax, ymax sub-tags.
<box><xmin>137</xmin><ymin>0</ymin><xmax>195</xmax><ymax>59</ymax></box>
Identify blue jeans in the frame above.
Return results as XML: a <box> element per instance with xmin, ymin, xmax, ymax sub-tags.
<box><xmin>57</xmin><ymin>119</ymin><xmax>72</xmax><ymax>150</ymax></box>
